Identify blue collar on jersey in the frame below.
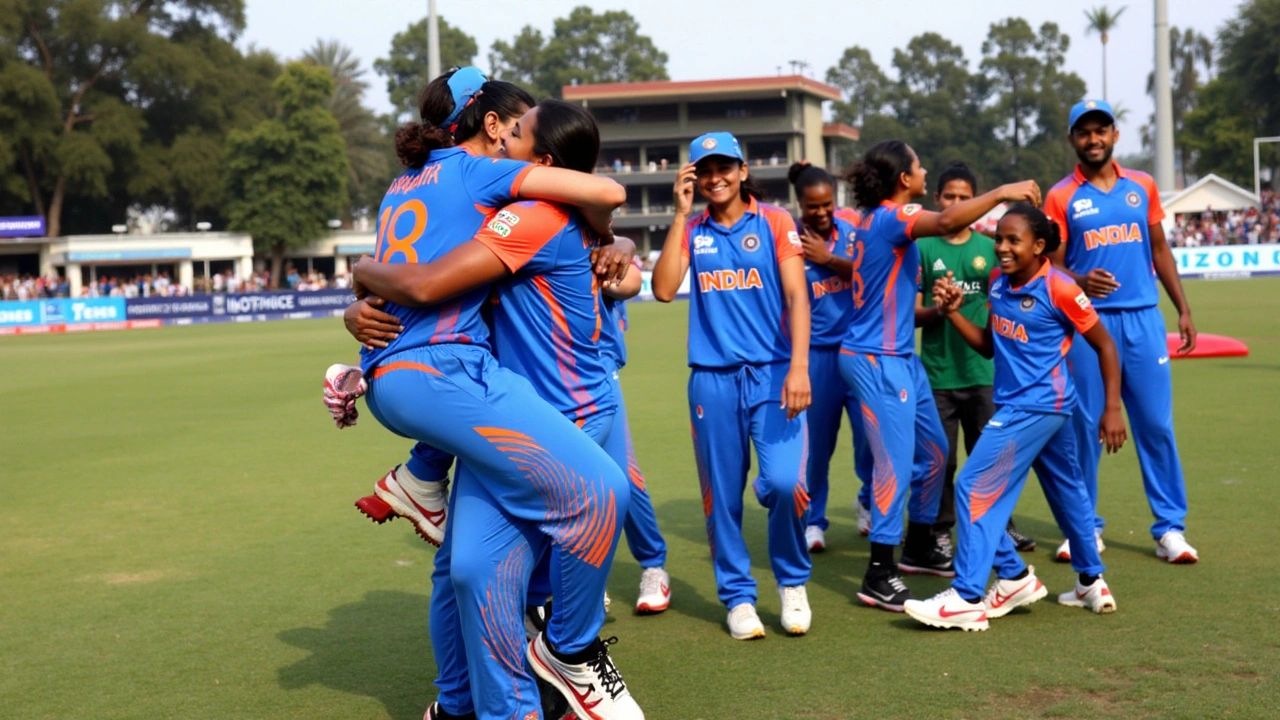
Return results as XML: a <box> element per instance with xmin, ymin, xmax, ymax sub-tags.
<box><xmin>1071</xmin><ymin>160</ymin><xmax>1132</xmax><ymax>187</ymax></box>
<box><xmin>1007</xmin><ymin>257</ymin><xmax>1053</xmax><ymax>292</ymax></box>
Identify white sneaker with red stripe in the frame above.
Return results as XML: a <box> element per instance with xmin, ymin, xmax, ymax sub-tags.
<box><xmin>1054</xmin><ymin>528</ymin><xmax>1105</xmax><ymax>563</ymax></box>
<box><xmin>804</xmin><ymin>526</ymin><xmax>826</xmax><ymax>553</ymax></box>
<box><xmin>984</xmin><ymin>566</ymin><xmax>1048</xmax><ymax>619</ymax></box>
<box><xmin>1057</xmin><ymin>577</ymin><xmax>1117</xmax><ymax>614</ymax></box>
<box><xmin>528</xmin><ymin>633</ymin><xmax>644</xmax><ymax>720</ymax></box>
<box><xmin>903</xmin><ymin>588</ymin><xmax>989</xmax><ymax>632</ymax></box>
<box><xmin>371</xmin><ymin>465</ymin><xmax>447</xmax><ymax>546</ymax></box>
<box><xmin>1156</xmin><ymin>531</ymin><xmax>1199</xmax><ymax>564</ymax></box>
<box><xmin>635</xmin><ymin>567</ymin><xmax>670</xmax><ymax>614</ymax></box>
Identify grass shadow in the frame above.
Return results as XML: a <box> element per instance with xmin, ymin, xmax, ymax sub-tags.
<box><xmin>277</xmin><ymin>590</ymin><xmax>434</xmax><ymax>720</ymax></box>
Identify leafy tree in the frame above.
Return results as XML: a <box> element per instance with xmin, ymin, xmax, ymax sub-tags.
<box><xmin>489</xmin><ymin>25</ymin><xmax>555</xmax><ymax>99</ymax></box>
<box><xmin>303</xmin><ymin>39</ymin><xmax>389</xmax><ymax>224</ymax></box>
<box><xmin>1083</xmin><ymin>5</ymin><xmax>1127</xmax><ymax>101</ymax></box>
<box><xmin>0</xmin><ymin>0</ymin><xmax>249</xmax><ymax>238</ymax></box>
<box><xmin>981</xmin><ymin>18</ymin><xmax>1042</xmax><ymax>170</ymax></box>
<box><xmin>1218</xmin><ymin>0</ymin><xmax>1280</xmax><ymax>131</ymax></box>
<box><xmin>825</xmin><ymin>46</ymin><xmax>890</xmax><ymax>128</ymax></box>
<box><xmin>373</xmin><ymin>17</ymin><xmax>477</xmax><ymax>119</ymax></box>
<box><xmin>224</xmin><ymin>62</ymin><xmax>348</xmax><ymax>288</ymax></box>
<box><xmin>488</xmin><ymin>7</ymin><xmax>668</xmax><ymax>99</ymax></box>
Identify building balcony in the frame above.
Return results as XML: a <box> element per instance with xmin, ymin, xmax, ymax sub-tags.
<box><xmin>596</xmin><ymin>161</ymin><xmax>795</xmax><ymax>186</ymax></box>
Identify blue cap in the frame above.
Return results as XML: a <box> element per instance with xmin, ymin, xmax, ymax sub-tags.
<box><xmin>1068</xmin><ymin>99</ymin><xmax>1116</xmax><ymax>132</ymax></box>
<box><xmin>442</xmin><ymin>66</ymin><xmax>488</xmax><ymax>129</ymax></box>
<box><xmin>689</xmin><ymin>132</ymin><xmax>745</xmax><ymax>164</ymax></box>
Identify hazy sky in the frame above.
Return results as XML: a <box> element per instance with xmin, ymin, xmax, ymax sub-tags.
<box><xmin>240</xmin><ymin>0</ymin><xmax>1240</xmax><ymax>155</ymax></box>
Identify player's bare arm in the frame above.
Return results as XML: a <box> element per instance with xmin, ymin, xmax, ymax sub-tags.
<box><xmin>1148</xmin><ymin>222</ymin><xmax>1197</xmax><ymax>353</ymax></box>
<box><xmin>651</xmin><ymin>162</ymin><xmax>695</xmax><ymax>302</ymax></box>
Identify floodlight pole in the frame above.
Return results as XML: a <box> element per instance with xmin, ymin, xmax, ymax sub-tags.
<box><xmin>1254</xmin><ymin>136</ymin><xmax>1280</xmax><ymax>201</ymax></box>
<box><xmin>1153</xmin><ymin>0</ymin><xmax>1176</xmax><ymax>192</ymax></box>
<box><xmin>427</xmin><ymin>0</ymin><xmax>440</xmax><ymax>80</ymax></box>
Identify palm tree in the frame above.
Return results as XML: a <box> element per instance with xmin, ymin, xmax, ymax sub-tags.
<box><xmin>302</xmin><ymin>40</ymin><xmax>390</xmax><ymax>226</ymax></box>
<box><xmin>1084</xmin><ymin>5</ymin><xmax>1128</xmax><ymax>101</ymax></box>
<box><xmin>1146</xmin><ymin>28</ymin><xmax>1214</xmax><ymax>185</ymax></box>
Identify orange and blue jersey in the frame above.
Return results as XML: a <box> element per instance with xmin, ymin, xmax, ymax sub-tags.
<box><xmin>361</xmin><ymin>147</ymin><xmax>532</xmax><ymax>372</ymax></box>
<box><xmin>806</xmin><ymin>208</ymin><xmax>861</xmax><ymax>348</ymax></box>
<box><xmin>475</xmin><ymin>200</ymin><xmax>615</xmax><ymax>423</ymax></box>
<box><xmin>988</xmin><ymin>260</ymin><xmax>1099</xmax><ymax>414</ymax></box>
<box><xmin>1043</xmin><ymin>162</ymin><xmax>1165</xmax><ymax>310</ymax></box>
<box><xmin>681</xmin><ymin>197</ymin><xmax>804</xmax><ymax>368</ymax></box>
<box><xmin>840</xmin><ymin>201</ymin><xmax>924</xmax><ymax>357</ymax></box>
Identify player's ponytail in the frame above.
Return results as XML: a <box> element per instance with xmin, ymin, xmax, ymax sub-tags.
<box><xmin>1002</xmin><ymin>203</ymin><xmax>1062</xmax><ymax>254</ymax></box>
<box><xmin>846</xmin><ymin>139</ymin><xmax>914</xmax><ymax>210</ymax></box>
<box><xmin>394</xmin><ymin>70</ymin><xmax>536</xmax><ymax>169</ymax></box>
<box><xmin>788</xmin><ymin>162</ymin><xmax>835</xmax><ymax>195</ymax></box>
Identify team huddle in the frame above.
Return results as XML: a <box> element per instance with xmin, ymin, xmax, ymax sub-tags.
<box><xmin>318</xmin><ymin>66</ymin><xmax>1199</xmax><ymax>720</ymax></box>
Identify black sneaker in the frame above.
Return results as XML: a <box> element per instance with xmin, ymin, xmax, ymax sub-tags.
<box><xmin>857</xmin><ymin>570</ymin><xmax>913</xmax><ymax>612</ymax></box>
<box><xmin>899</xmin><ymin>544</ymin><xmax>956</xmax><ymax>577</ymax></box>
<box><xmin>933</xmin><ymin>530</ymin><xmax>954</xmax><ymax>560</ymax></box>
<box><xmin>1007</xmin><ymin>522</ymin><xmax>1036</xmax><ymax>552</ymax></box>
<box><xmin>425</xmin><ymin>702</ymin><xmax>476</xmax><ymax>720</ymax></box>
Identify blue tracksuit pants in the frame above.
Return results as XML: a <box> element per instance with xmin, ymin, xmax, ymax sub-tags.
<box><xmin>689</xmin><ymin>361</ymin><xmax>811</xmax><ymax>609</ymax></box>
<box><xmin>806</xmin><ymin>346</ymin><xmax>872</xmax><ymax>530</ymax></box>
<box><xmin>1067</xmin><ymin>306</ymin><xmax>1188</xmax><ymax>539</ymax></box>
<box><xmin>838</xmin><ymin>352</ymin><xmax>948</xmax><ymax>546</ymax></box>
<box><xmin>365</xmin><ymin>344</ymin><xmax>628</xmax><ymax>720</ymax></box>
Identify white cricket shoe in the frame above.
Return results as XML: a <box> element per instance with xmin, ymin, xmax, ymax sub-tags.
<box><xmin>904</xmin><ymin>588</ymin><xmax>989</xmax><ymax>632</ymax></box>
<box><xmin>635</xmin><ymin>567</ymin><xmax>671</xmax><ymax>614</ymax></box>
<box><xmin>1057</xmin><ymin>577</ymin><xmax>1117</xmax><ymax>614</ymax></box>
<box><xmin>528</xmin><ymin>633</ymin><xmax>644</xmax><ymax>720</ymax></box>
<box><xmin>778</xmin><ymin>585</ymin><xmax>812</xmax><ymax>635</ymax></box>
<box><xmin>855</xmin><ymin>501</ymin><xmax>871</xmax><ymax>536</ymax></box>
<box><xmin>984</xmin><ymin>566</ymin><xmax>1048</xmax><ymax>619</ymax></box>
<box><xmin>604</xmin><ymin>592</ymin><xmax>612</xmax><ymax>611</ymax></box>
<box><xmin>727</xmin><ymin>603</ymin><xmax>765</xmax><ymax>640</ymax></box>
<box><xmin>1054</xmin><ymin>528</ymin><xmax>1105</xmax><ymax>563</ymax></box>
<box><xmin>1156</xmin><ymin>531</ymin><xmax>1199</xmax><ymax>564</ymax></box>
<box><xmin>369</xmin><ymin>465</ymin><xmax>448</xmax><ymax>546</ymax></box>
<box><xmin>805</xmin><ymin>526</ymin><xmax>826</xmax><ymax>553</ymax></box>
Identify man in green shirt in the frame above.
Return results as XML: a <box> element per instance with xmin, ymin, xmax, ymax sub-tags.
<box><xmin>915</xmin><ymin>163</ymin><xmax>1035</xmax><ymax>554</ymax></box>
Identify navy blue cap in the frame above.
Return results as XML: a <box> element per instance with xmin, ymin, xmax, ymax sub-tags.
<box><xmin>1068</xmin><ymin>99</ymin><xmax>1116</xmax><ymax>132</ymax></box>
<box><xmin>689</xmin><ymin>132</ymin><xmax>745</xmax><ymax>164</ymax></box>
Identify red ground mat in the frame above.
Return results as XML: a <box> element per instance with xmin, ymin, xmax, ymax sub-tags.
<box><xmin>1167</xmin><ymin>332</ymin><xmax>1249</xmax><ymax>359</ymax></box>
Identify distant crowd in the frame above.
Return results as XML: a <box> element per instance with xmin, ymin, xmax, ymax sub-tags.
<box><xmin>1168</xmin><ymin>189</ymin><xmax>1280</xmax><ymax>247</ymax></box>
<box><xmin>1</xmin><ymin>267</ymin><xmax>355</xmax><ymax>301</ymax></box>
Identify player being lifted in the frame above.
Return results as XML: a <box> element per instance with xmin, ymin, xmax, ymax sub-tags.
<box><xmin>905</xmin><ymin>203</ymin><xmax>1126</xmax><ymax>632</ymax></box>
<box><xmin>1044</xmin><ymin>100</ymin><xmax>1199</xmax><ymax>565</ymax></box>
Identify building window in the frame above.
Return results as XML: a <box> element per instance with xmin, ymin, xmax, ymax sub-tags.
<box><xmin>590</xmin><ymin>104</ymin><xmax>678</xmax><ymax>124</ymax></box>
<box><xmin>743</xmin><ymin>139</ymin><xmax>789</xmax><ymax>166</ymax></box>
<box><xmin>687</xmin><ymin>98</ymin><xmax>788</xmax><ymax>121</ymax></box>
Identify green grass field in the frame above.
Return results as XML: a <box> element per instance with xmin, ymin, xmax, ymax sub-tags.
<box><xmin>3</xmin><ymin>278</ymin><xmax>1279</xmax><ymax>720</ymax></box>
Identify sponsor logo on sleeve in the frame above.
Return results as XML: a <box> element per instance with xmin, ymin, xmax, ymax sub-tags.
<box><xmin>487</xmin><ymin>218</ymin><xmax>513</xmax><ymax>237</ymax></box>
<box><xmin>902</xmin><ymin>204</ymin><xmax>922</xmax><ymax>216</ymax></box>
<box><xmin>786</xmin><ymin>231</ymin><xmax>801</xmax><ymax>247</ymax></box>
<box><xmin>495</xmin><ymin>209</ymin><xmax>521</xmax><ymax>226</ymax></box>
<box><xmin>1074</xmin><ymin>293</ymin><xmax>1092</xmax><ymax>310</ymax></box>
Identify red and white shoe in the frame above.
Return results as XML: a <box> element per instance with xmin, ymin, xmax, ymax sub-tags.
<box><xmin>1054</xmin><ymin>529</ymin><xmax>1105</xmax><ymax>563</ymax></box>
<box><xmin>356</xmin><ymin>465</ymin><xmax>448</xmax><ymax>546</ymax></box>
<box><xmin>1057</xmin><ymin>577</ymin><xmax>1117</xmax><ymax>614</ymax></box>
<box><xmin>855</xmin><ymin>501</ymin><xmax>871</xmax><ymax>536</ymax></box>
<box><xmin>528</xmin><ymin>633</ymin><xmax>644</xmax><ymax>720</ymax></box>
<box><xmin>984</xmin><ymin>566</ymin><xmax>1048</xmax><ymax>619</ymax></box>
<box><xmin>804</xmin><ymin>526</ymin><xmax>826</xmax><ymax>553</ymax></box>
<box><xmin>1156</xmin><ymin>531</ymin><xmax>1199</xmax><ymax>564</ymax></box>
<box><xmin>635</xmin><ymin>567</ymin><xmax>670</xmax><ymax>614</ymax></box>
<box><xmin>903</xmin><ymin>588</ymin><xmax>989</xmax><ymax>632</ymax></box>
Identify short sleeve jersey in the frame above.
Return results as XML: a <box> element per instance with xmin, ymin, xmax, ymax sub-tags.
<box><xmin>988</xmin><ymin>260</ymin><xmax>1100</xmax><ymax>414</ymax></box>
<box><xmin>806</xmin><ymin>208</ymin><xmax>861</xmax><ymax>348</ymax></box>
<box><xmin>361</xmin><ymin>147</ymin><xmax>532</xmax><ymax>372</ymax></box>
<box><xmin>917</xmin><ymin>233</ymin><xmax>997</xmax><ymax>389</ymax></box>
<box><xmin>680</xmin><ymin>198</ymin><xmax>804</xmax><ymax>368</ymax></box>
<box><xmin>1043</xmin><ymin>162</ymin><xmax>1166</xmax><ymax>310</ymax></box>
<box><xmin>475</xmin><ymin>200</ymin><xmax>615</xmax><ymax>422</ymax></box>
<box><xmin>841</xmin><ymin>201</ymin><xmax>924</xmax><ymax>357</ymax></box>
